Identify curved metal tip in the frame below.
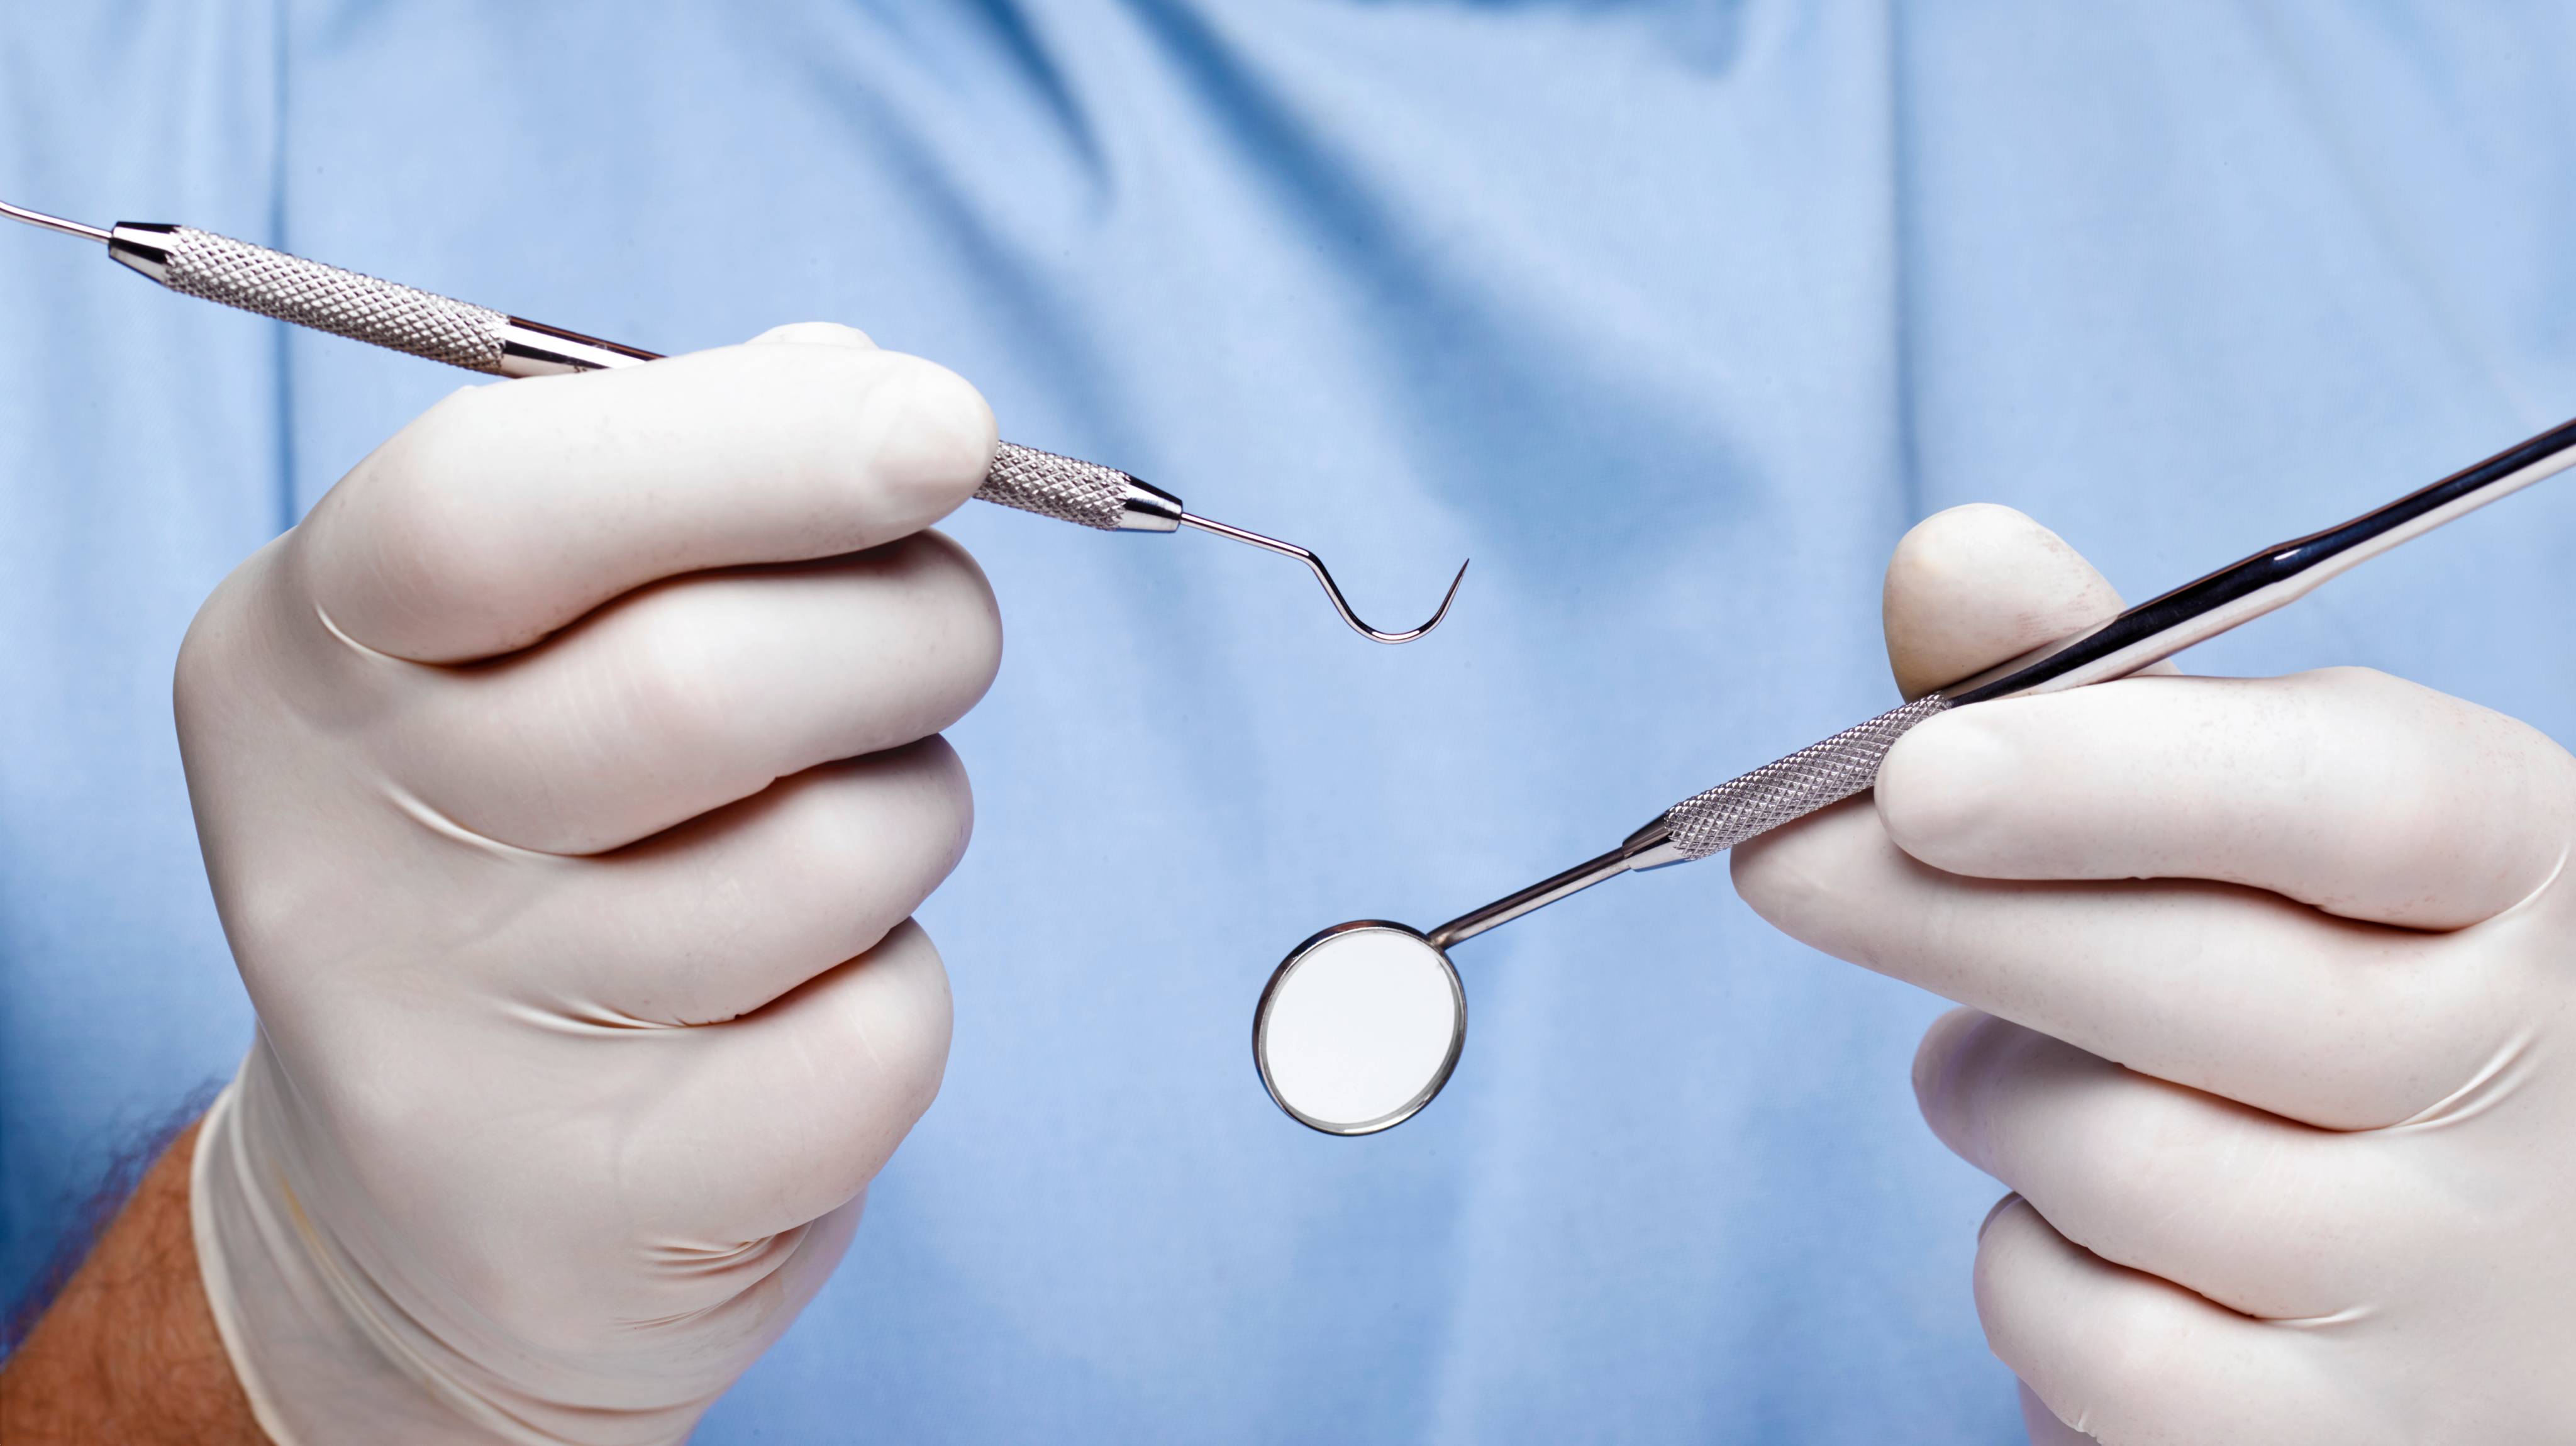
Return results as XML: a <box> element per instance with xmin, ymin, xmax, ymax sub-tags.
<box><xmin>0</xmin><ymin>199</ymin><xmax>111</xmax><ymax>243</ymax></box>
<box><xmin>1331</xmin><ymin>555</ymin><xmax>1467</xmax><ymax>644</ymax></box>
<box><xmin>1178</xmin><ymin>512</ymin><xmax>1467</xmax><ymax>643</ymax></box>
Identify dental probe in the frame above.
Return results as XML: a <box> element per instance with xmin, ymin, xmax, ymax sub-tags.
<box><xmin>1427</xmin><ymin>410</ymin><xmax>2576</xmax><ymax>947</ymax></box>
<box><xmin>0</xmin><ymin>197</ymin><xmax>1465</xmax><ymax>645</ymax></box>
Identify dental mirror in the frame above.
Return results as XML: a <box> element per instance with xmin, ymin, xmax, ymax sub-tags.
<box><xmin>1252</xmin><ymin>409</ymin><xmax>2576</xmax><ymax>1135</ymax></box>
<box><xmin>1253</xmin><ymin>921</ymin><xmax>1467</xmax><ymax>1135</ymax></box>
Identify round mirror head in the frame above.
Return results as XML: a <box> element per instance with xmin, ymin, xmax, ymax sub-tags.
<box><xmin>1253</xmin><ymin>921</ymin><xmax>1466</xmax><ymax>1136</ymax></box>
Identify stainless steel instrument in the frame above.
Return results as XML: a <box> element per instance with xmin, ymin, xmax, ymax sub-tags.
<box><xmin>1256</xmin><ymin>410</ymin><xmax>2576</xmax><ymax>1134</ymax></box>
<box><xmin>0</xmin><ymin>197</ymin><xmax>1467</xmax><ymax>644</ymax></box>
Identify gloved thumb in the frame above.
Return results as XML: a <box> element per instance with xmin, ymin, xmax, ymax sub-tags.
<box><xmin>1882</xmin><ymin>504</ymin><xmax>2127</xmax><ymax>699</ymax></box>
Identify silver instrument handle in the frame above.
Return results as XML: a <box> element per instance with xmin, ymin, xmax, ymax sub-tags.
<box><xmin>110</xmin><ymin>223</ymin><xmax>516</xmax><ymax>372</ymax></box>
<box><xmin>101</xmin><ymin>224</ymin><xmax>1185</xmax><ymax>532</ymax></box>
<box><xmin>1643</xmin><ymin>693</ymin><xmax>1955</xmax><ymax>864</ymax></box>
<box><xmin>977</xmin><ymin>443</ymin><xmax>1182</xmax><ymax>533</ymax></box>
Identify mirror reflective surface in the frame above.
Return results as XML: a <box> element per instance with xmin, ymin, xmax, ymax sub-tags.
<box><xmin>1253</xmin><ymin>921</ymin><xmax>1466</xmax><ymax>1135</ymax></box>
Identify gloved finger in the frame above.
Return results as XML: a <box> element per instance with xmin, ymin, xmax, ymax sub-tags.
<box><xmin>489</xmin><ymin>741</ymin><xmax>970</xmax><ymax>1027</ymax></box>
<box><xmin>1878</xmin><ymin>669</ymin><xmax>2576</xmax><ymax>932</ymax></box>
<box><xmin>378</xmin><ymin>531</ymin><xmax>1000</xmax><ymax>854</ymax></box>
<box><xmin>295</xmin><ymin>330</ymin><xmax>998</xmax><ymax>664</ymax></box>
<box><xmin>1733</xmin><ymin>798</ymin><xmax>2516</xmax><ymax>1128</ymax></box>
<box><xmin>1977</xmin><ymin>1198</ymin><xmax>2372</xmax><ymax>1445</ymax></box>
<box><xmin>1882</xmin><ymin>503</ymin><xmax>2174</xmax><ymax>701</ymax></box>
<box><xmin>1916</xmin><ymin>1009</ymin><xmax>2414</xmax><ymax>1321</ymax></box>
<box><xmin>633</xmin><ymin>918</ymin><xmax>952</xmax><ymax>1238</ymax></box>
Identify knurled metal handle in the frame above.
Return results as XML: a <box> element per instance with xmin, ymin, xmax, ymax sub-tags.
<box><xmin>142</xmin><ymin>226</ymin><xmax>512</xmax><ymax>374</ymax></box>
<box><xmin>975</xmin><ymin>443</ymin><xmax>1143</xmax><ymax>530</ymax></box>
<box><xmin>113</xmin><ymin>225</ymin><xmax>1164</xmax><ymax>530</ymax></box>
<box><xmin>1660</xmin><ymin>693</ymin><xmax>1954</xmax><ymax>859</ymax></box>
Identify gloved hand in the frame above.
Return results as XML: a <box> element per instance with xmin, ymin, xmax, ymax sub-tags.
<box><xmin>177</xmin><ymin>324</ymin><xmax>1002</xmax><ymax>1444</ymax></box>
<box><xmin>1735</xmin><ymin>504</ymin><xmax>2576</xmax><ymax>1444</ymax></box>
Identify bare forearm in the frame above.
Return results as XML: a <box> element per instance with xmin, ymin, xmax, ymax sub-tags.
<box><xmin>0</xmin><ymin>1118</ymin><xmax>267</xmax><ymax>1443</ymax></box>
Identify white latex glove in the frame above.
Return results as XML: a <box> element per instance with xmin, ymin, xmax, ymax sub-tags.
<box><xmin>178</xmin><ymin>323</ymin><xmax>1001</xmax><ymax>1444</ymax></box>
<box><xmin>1735</xmin><ymin>504</ymin><xmax>2576</xmax><ymax>1444</ymax></box>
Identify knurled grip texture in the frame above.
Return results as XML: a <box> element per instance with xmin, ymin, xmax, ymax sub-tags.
<box><xmin>154</xmin><ymin>228</ymin><xmax>1137</xmax><ymax>529</ymax></box>
<box><xmin>160</xmin><ymin>227</ymin><xmax>510</xmax><ymax>373</ymax></box>
<box><xmin>974</xmin><ymin>442</ymin><xmax>1136</xmax><ymax>530</ymax></box>
<box><xmin>1662</xmin><ymin>693</ymin><xmax>1955</xmax><ymax>859</ymax></box>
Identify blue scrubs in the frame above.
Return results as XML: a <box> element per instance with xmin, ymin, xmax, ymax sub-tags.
<box><xmin>6</xmin><ymin>4</ymin><xmax>2572</xmax><ymax>1440</ymax></box>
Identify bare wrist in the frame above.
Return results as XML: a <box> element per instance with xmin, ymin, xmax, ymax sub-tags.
<box><xmin>0</xmin><ymin>1118</ymin><xmax>267</xmax><ymax>1444</ymax></box>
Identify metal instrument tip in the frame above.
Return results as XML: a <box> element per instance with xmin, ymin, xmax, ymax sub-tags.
<box><xmin>1179</xmin><ymin>512</ymin><xmax>1467</xmax><ymax>643</ymax></box>
<box><xmin>0</xmin><ymin>199</ymin><xmax>111</xmax><ymax>243</ymax></box>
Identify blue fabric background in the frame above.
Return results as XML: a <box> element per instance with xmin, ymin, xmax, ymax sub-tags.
<box><xmin>6</xmin><ymin>4</ymin><xmax>2573</xmax><ymax>1440</ymax></box>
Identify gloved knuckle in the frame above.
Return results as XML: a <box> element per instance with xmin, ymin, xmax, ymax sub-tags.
<box><xmin>887</xmin><ymin>531</ymin><xmax>1005</xmax><ymax>692</ymax></box>
<box><xmin>859</xmin><ymin>922</ymin><xmax>955</xmax><ymax>1105</ymax></box>
<box><xmin>1980</xmin><ymin>1246</ymin><xmax>2164</xmax><ymax>1434</ymax></box>
<box><xmin>1909</xmin><ymin>1008</ymin><xmax>2002</xmax><ymax>1125</ymax></box>
<box><xmin>806</xmin><ymin>743</ymin><xmax>974</xmax><ymax>889</ymax></box>
<box><xmin>174</xmin><ymin>578</ymin><xmax>252</xmax><ymax>715</ymax></box>
<box><xmin>175</xmin><ymin>552</ymin><xmax>301</xmax><ymax>743</ymax></box>
<box><xmin>906</xmin><ymin>737</ymin><xmax>976</xmax><ymax>845</ymax></box>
